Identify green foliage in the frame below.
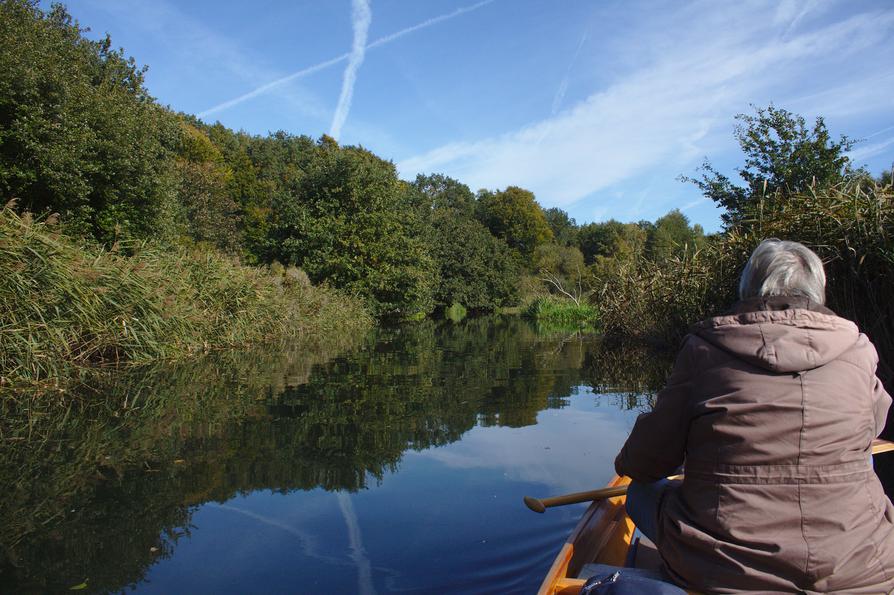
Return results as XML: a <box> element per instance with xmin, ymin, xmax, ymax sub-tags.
<box><xmin>444</xmin><ymin>302</ymin><xmax>467</xmax><ymax>322</ymax></box>
<box><xmin>543</xmin><ymin>207</ymin><xmax>578</xmax><ymax>246</ymax></box>
<box><xmin>268</xmin><ymin>137</ymin><xmax>436</xmax><ymax>317</ymax></box>
<box><xmin>477</xmin><ymin>186</ymin><xmax>554</xmax><ymax>258</ymax></box>
<box><xmin>594</xmin><ymin>181</ymin><xmax>894</xmax><ymax>379</ymax></box>
<box><xmin>0</xmin><ymin>0</ymin><xmax>182</xmax><ymax>243</ymax></box>
<box><xmin>414</xmin><ymin>175</ymin><xmax>520</xmax><ymax>311</ymax></box>
<box><xmin>646</xmin><ymin>209</ymin><xmax>705</xmax><ymax>262</ymax></box>
<box><xmin>879</xmin><ymin>166</ymin><xmax>892</xmax><ymax>187</ymax></box>
<box><xmin>523</xmin><ymin>296</ymin><xmax>598</xmax><ymax>332</ymax></box>
<box><xmin>533</xmin><ymin>243</ymin><xmax>585</xmax><ymax>277</ymax></box>
<box><xmin>175</xmin><ymin>124</ymin><xmax>241</xmax><ymax>252</ymax></box>
<box><xmin>413</xmin><ymin>172</ymin><xmax>476</xmax><ymax>215</ymax></box>
<box><xmin>685</xmin><ymin>104</ymin><xmax>856</xmax><ymax>226</ymax></box>
<box><xmin>578</xmin><ymin>220</ymin><xmax>647</xmax><ymax>264</ymax></box>
<box><xmin>0</xmin><ymin>205</ymin><xmax>372</xmax><ymax>383</ymax></box>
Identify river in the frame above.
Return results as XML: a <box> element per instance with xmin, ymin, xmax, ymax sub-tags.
<box><xmin>2</xmin><ymin>315</ymin><xmax>887</xmax><ymax>594</ymax></box>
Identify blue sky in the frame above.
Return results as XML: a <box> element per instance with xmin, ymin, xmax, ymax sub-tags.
<box><xmin>60</xmin><ymin>0</ymin><xmax>894</xmax><ymax>232</ymax></box>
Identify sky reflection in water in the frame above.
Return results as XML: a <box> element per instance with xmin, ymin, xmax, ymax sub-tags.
<box><xmin>138</xmin><ymin>392</ymin><xmax>643</xmax><ymax>594</ymax></box>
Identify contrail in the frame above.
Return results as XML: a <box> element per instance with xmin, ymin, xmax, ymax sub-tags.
<box><xmin>330</xmin><ymin>0</ymin><xmax>372</xmax><ymax>140</ymax></box>
<box><xmin>198</xmin><ymin>0</ymin><xmax>495</xmax><ymax>119</ymax></box>
<box><xmin>366</xmin><ymin>0</ymin><xmax>494</xmax><ymax>50</ymax></box>
<box><xmin>336</xmin><ymin>492</ymin><xmax>376</xmax><ymax>595</ymax></box>
<box><xmin>198</xmin><ymin>54</ymin><xmax>348</xmax><ymax>118</ymax></box>
<box><xmin>551</xmin><ymin>29</ymin><xmax>589</xmax><ymax>115</ymax></box>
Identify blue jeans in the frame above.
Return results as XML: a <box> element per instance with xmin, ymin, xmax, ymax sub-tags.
<box><xmin>625</xmin><ymin>479</ymin><xmax>679</xmax><ymax>542</ymax></box>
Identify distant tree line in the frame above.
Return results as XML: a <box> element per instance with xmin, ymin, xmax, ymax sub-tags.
<box><xmin>0</xmin><ymin>0</ymin><xmax>710</xmax><ymax>319</ymax></box>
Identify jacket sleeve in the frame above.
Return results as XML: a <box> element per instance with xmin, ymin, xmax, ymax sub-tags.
<box><xmin>614</xmin><ymin>337</ymin><xmax>695</xmax><ymax>483</ymax></box>
<box><xmin>872</xmin><ymin>376</ymin><xmax>892</xmax><ymax>438</ymax></box>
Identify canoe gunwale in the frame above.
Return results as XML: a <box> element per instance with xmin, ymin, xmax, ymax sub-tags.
<box><xmin>536</xmin><ymin>475</ymin><xmax>633</xmax><ymax>595</ymax></box>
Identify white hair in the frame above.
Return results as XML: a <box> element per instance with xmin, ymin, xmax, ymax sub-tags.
<box><xmin>739</xmin><ymin>239</ymin><xmax>826</xmax><ymax>305</ymax></box>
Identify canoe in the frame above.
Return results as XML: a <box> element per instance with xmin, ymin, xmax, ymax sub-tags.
<box><xmin>536</xmin><ymin>475</ymin><xmax>634</xmax><ymax>594</ymax></box>
<box><xmin>536</xmin><ymin>475</ymin><xmax>698</xmax><ymax>595</ymax></box>
<box><xmin>537</xmin><ymin>439</ymin><xmax>894</xmax><ymax>593</ymax></box>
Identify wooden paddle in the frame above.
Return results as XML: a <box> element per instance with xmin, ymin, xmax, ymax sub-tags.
<box><xmin>524</xmin><ymin>438</ymin><xmax>894</xmax><ymax>513</ymax></box>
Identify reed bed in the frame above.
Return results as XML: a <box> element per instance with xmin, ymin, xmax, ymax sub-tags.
<box><xmin>592</xmin><ymin>180</ymin><xmax>894</xmax><ymax>380</ymax></box>
<box><xmin>0</xmin><ymin>204</ymin><xmax>372</xmax><ymax>385</ymax></box>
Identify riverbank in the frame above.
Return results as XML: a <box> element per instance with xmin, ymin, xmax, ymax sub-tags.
<box><xmin>0</xmin><ymin>205</ymin><xmax>373</xmax><ymax>387</ymax></box>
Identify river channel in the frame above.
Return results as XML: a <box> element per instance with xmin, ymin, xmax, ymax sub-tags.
<box><xmin>7</xmin><ymin>315</ymin><xmax>885</xmax><ymax>594</ymax></box>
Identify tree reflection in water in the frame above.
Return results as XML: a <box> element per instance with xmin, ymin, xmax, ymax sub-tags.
<box><xmin>0</xmin><ymin>317</ymin><xmax>672</xmax><ymax>593</ymax></box>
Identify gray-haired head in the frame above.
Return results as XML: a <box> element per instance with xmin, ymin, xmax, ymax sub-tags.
<box><xmin>738</xmin><ymin>239</ymin><xmax>826</xmax><ymax>305</ymax></box>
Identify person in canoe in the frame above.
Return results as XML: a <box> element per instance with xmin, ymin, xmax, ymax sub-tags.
<box><xmin>615</xmin><ymin>238</ymin><xmax>894</xmax><ymax>593</ymax></box>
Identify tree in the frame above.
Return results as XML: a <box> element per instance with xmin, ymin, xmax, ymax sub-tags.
<box><xmin>879</xmin><ymin>166</ymin><xmax>893</xmax><ymax>187</ymax></box>
<box><xmin>0</xmin><ymin>1</ymin><xmax>181</xmax><ymax>243</ymax></box>
<box><xmin>685</xmin><ymin>105</ymin><xmax>856</xmax><ymax>226</ymax></box>
<box><xmin>268</xmin><ymin>137</ymin><xmax>436</xmax><ymax>317</ymax></box>
<box><xmin>175</xmin><ymin>123</ymin><xmax>240</xmax><ymax>252</ymax></box>
<box><xmin>646</xmin><ymin>209</ymin><xmax>704</xmax><ymax>262</ymax></box>
<box><xmin>578</xmin><ymin>221</ymin><xmax>646</xmax><ymax>265</ymax></box>
<box><xmin>532</xmin><ymin>243</ymin><xmax>586</xmax><ymax>302</ymax></box>
<box><xmin>412</xmin><ymin>173</ymin><xmax>475</xmax><ymax>215</ymax></box>
<box><xmin>411</xmin><ymin>174</ymin><xmax>520</xmax><ymax>311</ymax></box>
<box><xmin>543</xmin><ymin>207</ymin><xmax>578</xmax><ymax>247</ymax></box>
<box><xmin>427</xmin><ymin>209</ymin><xmax>519</xmax><ymax>311</ymax></box>
<box><xmin>476</xmin><ymin>186</ymin><xmax>554</xmax><ymax>259</ymax></box>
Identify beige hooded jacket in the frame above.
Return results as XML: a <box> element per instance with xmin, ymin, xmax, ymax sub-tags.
<box><xmin>615</xmin><ymin>297</ymin><xmax>894</xmax><ymax>594</ymax></box>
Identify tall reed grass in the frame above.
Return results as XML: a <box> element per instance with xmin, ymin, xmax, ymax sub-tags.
<box><xmin>592</xmin><ymin>180</ymin><xmax>894</xmax><ymax>381</ymax></box>
<box><xmin>0</xmin><ymin>203</ymin><xmax>373</xmax><ymax>385</ymax></box>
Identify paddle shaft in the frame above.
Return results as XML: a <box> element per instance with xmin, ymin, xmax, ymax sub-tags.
<box><xmin>524</xmin><ymin>438</ymin><xmax>894</xmax><ymax>513</ymax></box>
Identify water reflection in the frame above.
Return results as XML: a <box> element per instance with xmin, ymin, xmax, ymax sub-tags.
<box><xmin>0</xmin><ymin>317</ymin><xmax>671</xmax><ymax>594</ymax></box>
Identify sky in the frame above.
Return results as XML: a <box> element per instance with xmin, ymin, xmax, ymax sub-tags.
<box><xmin>58</xmin><ymin>0</ymin><xmax>894</xmax><ymax>232</ymax></box>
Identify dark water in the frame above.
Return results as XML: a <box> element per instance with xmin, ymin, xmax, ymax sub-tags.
<box><xmin>0</xmin><ymin>317</ymin><xmax>673</xmax><ymax>594</ymax></box>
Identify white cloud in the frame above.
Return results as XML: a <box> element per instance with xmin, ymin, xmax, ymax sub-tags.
<box><xmin>410</xmin><ymin>398</ymin><xmax>639</xmax><ymax>495</ymax></box>
<box><xmin>397</xmin><ymin>8</ymin><xmax>894</xmax><ymax>209</ymax></box>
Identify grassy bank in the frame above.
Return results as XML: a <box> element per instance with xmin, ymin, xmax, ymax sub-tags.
<box><xmin>592</xmin><ymin>180</ymin><xmax>894</xmax><ymax>378</ymax></box>
<box><xmin>0</xmin><ymin>205</ymin><xmax>373</xmax><ymax>385</ymax></box>
<box><xmin>523</xmin><ymin>296</ymin><xmax>599</xmax><ymax>332</ymax></box>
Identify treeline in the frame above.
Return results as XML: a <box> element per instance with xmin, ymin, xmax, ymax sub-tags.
<box><xmin>0</xmin><ymin>0</ymin><xmax>706</xmax><ymax>323</ymax></box>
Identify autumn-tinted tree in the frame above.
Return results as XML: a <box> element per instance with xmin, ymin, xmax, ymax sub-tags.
<box><xmin>477</xmin><ymin>186</ymin><xmax>553</xmax><ymax>259</ymax></box>
<box><xmin>175</xmin><ymin>123</ymin><xmax>241</xmax><ymax>252</ymax></box>
<box><xmin>685</xmin><ymin>105</ymin><xmax>856</xmax><ymax>225</ymax></box>
<box><xmin>203</xmin><ymin>122</ymin><xmax>271</xmax><ymax>261</ymax></box>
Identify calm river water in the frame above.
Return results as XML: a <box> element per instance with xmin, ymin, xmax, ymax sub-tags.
<box><xmin>7</xmin><ymin>315</ymin><xmax>858</xmax><ymax>593</ymax></box>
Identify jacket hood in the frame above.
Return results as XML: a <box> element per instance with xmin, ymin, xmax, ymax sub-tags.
<box><xmin>692</xmin><ymin>297</ymin><xmax>860</xmax><ymax>373</ymax></box>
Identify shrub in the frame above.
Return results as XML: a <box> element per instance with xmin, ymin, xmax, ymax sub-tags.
<box><xmin>0</xmin><ymin>205</ymin><xmax>372</xmax><ymax>384</ymax></box>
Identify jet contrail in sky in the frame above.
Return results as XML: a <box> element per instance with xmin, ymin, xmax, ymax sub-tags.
<box><xmin>198</xmin><ymin>0</ymin><xmax>495</xmax><ymax>119</ymax></box>
<box><xmin>330</xmin><ymin>0</ymin><xmax>372</xmax><ymax>140</ymax></box>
